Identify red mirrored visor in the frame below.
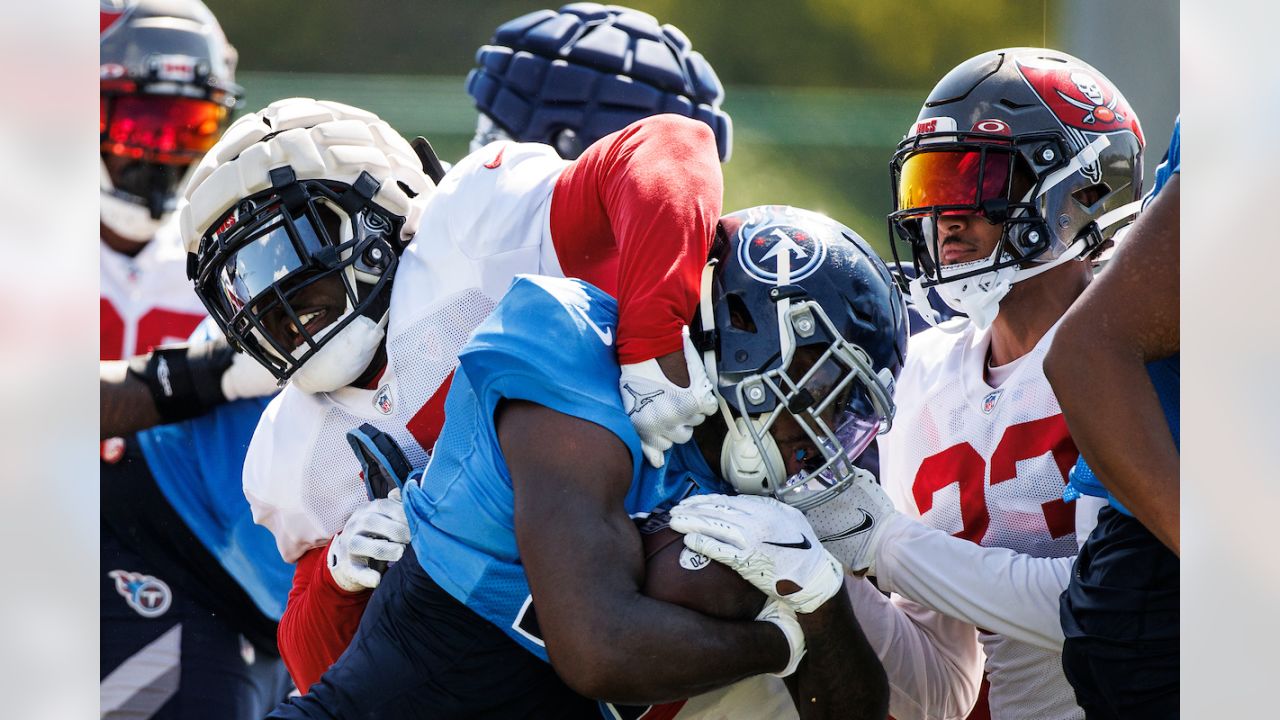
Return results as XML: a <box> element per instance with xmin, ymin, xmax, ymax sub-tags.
<box><xmin>896</xmin><ymin>149</ymin><xmax>1014</xmax><ymax>214</ymax></box>
<box><xmin>101</xmin><ymin>95</ymin><xmax>228</xmax><ymax>164</ymax></box>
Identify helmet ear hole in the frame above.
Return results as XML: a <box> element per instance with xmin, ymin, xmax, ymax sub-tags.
<box><xmin>1072</xmin><ymin>183</ymin><xmax>1111</xmax><ymax>208</ymax></box>
<box><xmin>726</xmin><ymin>293</ymin><xmax>757</xmax><ymax>333</ymax></box>
<box><xmin>314</xmin><ymin>202</ymin><xmax>343</xmax><ymax>243</ymax></box>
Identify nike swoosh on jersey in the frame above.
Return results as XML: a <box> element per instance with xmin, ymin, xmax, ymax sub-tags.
<box><xmin>763</xmin><ymin>537</ymin><xmax>812</xmax><ymax>550</ymax></box>
<box><xmin>483</xmin><ymin>145</ymin><xmax>506</xmax><ymax>169</ymax></box>
<box><xmin>818</xmin><ymin>510</ymin><xmax>874</xmax><ymax>542</ymax></box>
<box><xmin>568</xmin><ymin>303</ymin><xmax>613</xmax><ymax>346</ymax></box>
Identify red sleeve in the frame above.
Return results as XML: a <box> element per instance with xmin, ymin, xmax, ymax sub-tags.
<box><xmin>277</xmin><ymin>543</ymin><xmax>372</xmax><ymax>693</ymax></box>
<box><xmin>550</xmin><ymin>114</ymin><xmax>723</xmax><ymax>365</ymax></box>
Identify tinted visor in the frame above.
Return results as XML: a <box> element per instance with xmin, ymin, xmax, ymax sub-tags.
<box><xmin>101</xmin><ymin>94</ymin><xmax>229</xmax><ymax>164</ymax></box>
<box><xmin>785</xmin><ymin>357</ymin><xmax>881</xmax><ymax>473</ymax></box>
<box><xmin>216</xmin><ymin>207</ymin><xmax>331</xmax><ymax>313</ymax></box>
<box><xmin>896</xmin><ymin>148</ymin><xmax>1015</xmax><ymax>214</ymax></box>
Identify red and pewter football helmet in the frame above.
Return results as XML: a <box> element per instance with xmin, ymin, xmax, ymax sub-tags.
<box><xmin>100</xmin><ymin>0</ymin><xmax>241</xmax><ymax>242</ymax></box>
<box><xmin>887</xmin><ymin>48</ymin><xmax>1145</xmax><ymax>329</ymax></box>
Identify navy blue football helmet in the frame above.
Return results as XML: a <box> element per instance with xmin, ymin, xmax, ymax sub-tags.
<box><xmin>693</xmin><ymin>206</ymin><xmax>908</xmax><ymax>510</ymax></box>
<box><xmin>466</xmin><ymin>3</ymin><xmax>731</xmax><ymax>160</ymax></box>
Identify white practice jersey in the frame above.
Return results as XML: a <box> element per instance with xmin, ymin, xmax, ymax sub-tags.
<box><xmin>100</xmin><ymin>220</ymin><xmax>207</xmax><ymax>360</ymax></box>
<box><xmin>878</xmin><ymin>318</ymin><xmax>1085</xmax><ymax>720</ymax></box>
<box><xmin>244</xmin><ymin>141</ymin><xmax>570</xmax><ymax>563</ymax></box>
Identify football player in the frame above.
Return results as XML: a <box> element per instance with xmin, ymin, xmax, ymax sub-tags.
<box><xmin>100</xmin><ymin>0</ymin><xmax>238</xmax><ymax>361</ymax></box>
<box><xmin>177</xmin><ymin>4</ymin><xmax>735</xmax><ymax>695</ymax></box>
<box><xmin>182</xmin><ymin>98</ymin><xmax>732</xmax><ymax>695</ymax></box>
<box><xmin>1050</xmin><ymin>117</ymin><xmax>1180</xmax><ymax>719</ymax></box>
<box><xmin>267</xmin><ymin>206</ymin><xmax>899</xmax><ymax>719</ymax></box>
<box><xmin>99</xmin><ymin>1</ymin><xmax>291</xmax><ymax>717</ymax></box>
<box><xmin>755</xmin><ymin>47</ymin><xmax>1146</xmax><ymax>720</ymax></box>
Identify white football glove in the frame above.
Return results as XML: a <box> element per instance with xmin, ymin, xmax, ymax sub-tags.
<box><xmin>327</xmin><ymin>488</ymin><xmax>410</xmax><ymax>593</ymax></box>
<box><xmin>620</xmin><ymin>326</ymin><xmax>718</xmax><ymax>468</ymax></box>
<box><xmin>803</xmin><ymin>467</ymin><xmax>901</xmax><ymax>576</ymax></box>
<box><xmin>669</xmin><ymin>493</ymin><xmax>843</xmax><ymax>614</ymax></box>
<box><xmin>757</xmin><ymin>597</ymin><xmax>806</xmax><ymax>678</ymax></box>
<box><xmin>221</xmin><ymin>347</ymin><xmax>281</xmax><ymax>401</ymax></box>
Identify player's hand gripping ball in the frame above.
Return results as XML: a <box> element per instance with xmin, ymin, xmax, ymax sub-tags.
<box><xmin>638</xmin><ymin>511</ymin><xmax>807</xmax><ymax>678</ymax></box>
<box><xmin>669</xmin><ymin>493</ymin><xmax>844</xmax><ymax>615</ymax></box>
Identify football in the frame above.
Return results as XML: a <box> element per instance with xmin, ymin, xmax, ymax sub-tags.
<box><xmin>639</xmin><ymin>518</ymin><xmax>766</xmax><ymax>622</ymax></box>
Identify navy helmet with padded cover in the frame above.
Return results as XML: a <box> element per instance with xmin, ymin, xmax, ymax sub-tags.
<box><xmin>466</xmin><ymin>3</ymin><xmax>732</xmax><ymax>161</ymax></box>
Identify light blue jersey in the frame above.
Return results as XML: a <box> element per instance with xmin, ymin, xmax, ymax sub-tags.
<box><xmin>1065</xmin><ymin>116</ymin><xmax>1180</xmax><ymax>516</ymax></box>
<box><xmin>404</xmin><ymin>275</ymin><xmax>729</xmax><ymax>660</ymax></box>
<box><xmin>134</xmin><ymin>321</ymin><xmax>292</xmax><ymax>621</ymax></box>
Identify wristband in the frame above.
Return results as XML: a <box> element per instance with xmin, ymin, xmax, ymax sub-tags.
<box><xmin>126</xmin><ymin>337</ymin><xmax>235</xmax><ymax>423</ymax></box>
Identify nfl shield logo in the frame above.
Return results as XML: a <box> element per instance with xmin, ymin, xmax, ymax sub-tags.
<box><xmin>982</xmin><ymin>390</ymin><xmax>1002</xmax><ymax>415</ymax></box>
<box><xmin>374</xmin><ymin>384</ymin><xmax>394</xmax><ymax>415</ymax></box>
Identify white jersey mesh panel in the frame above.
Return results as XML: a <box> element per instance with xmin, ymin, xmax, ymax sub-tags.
<box><xmin>387</xmin><ymin>288</ymin><xmax>497</xmax><ymax>421</ymax></box>
<box><xmin>880</xmin><ymin>320</ymin><xmax>1084</xmax><ymax>719</ymax></box>
<box><xmin>982</xmin><ymin>633</ymin><xmax>1083</xmax><ymax>720</ymax></box>
<box><xmin>295</xmin><ymin>288</ymin><xmax>498</xmax><ymax>550</ymax></box>
<box><xmin>300</xmin><ymin>407</ymin><xmax>419</xmax><ymax>538</ymax></box>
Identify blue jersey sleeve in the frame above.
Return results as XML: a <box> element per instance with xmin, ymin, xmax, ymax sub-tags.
<box><xmin>459</xmin><ymin>274</ymin><xmax>644</xmax><ymax>475</ymax></box>
<box><xmin>404</xmin><ymin>275</ymin><xmax>644</xmax><ymax>659</ymax></box>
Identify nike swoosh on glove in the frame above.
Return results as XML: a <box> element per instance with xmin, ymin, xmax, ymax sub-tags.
<box><xmin>803</xmin><ymin>466</ymin><xmax>901</xmax><ymax>576</ymax></box>
<box><xmin>669</xmin><ymin>493</ymin><xmax>843</xmax><ymax>614</ymax></box>
<box><xmin>620</xmin><ymin>326</ymin><xmax>718</xmax><ymax>468</ymax></box>
<box><xmin>327</xmin><ymin>488</ymin><xmax>410</xmax><ymax>593</ymax></box>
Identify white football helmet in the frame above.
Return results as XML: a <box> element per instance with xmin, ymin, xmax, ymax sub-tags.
<box><xmin>181</xmin><ymin>98</ymin><xmax>438</xmax><ymax>393</ymax></box>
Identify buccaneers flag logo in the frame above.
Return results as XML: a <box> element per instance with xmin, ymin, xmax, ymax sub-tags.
<box><xmin>1016</xmin><ymin>58</ymin><xmax>1144</xmax><ymax>146</ymax></box>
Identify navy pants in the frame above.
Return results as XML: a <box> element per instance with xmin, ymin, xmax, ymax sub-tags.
<box><xmin>102</xmin><ymin>526</ymin><xmax>291</xmax><ymax>719</ymax></box>
<box><xmin>1060</xmin><ymin>506</ymin><xmax>1179</xmax><ymax>719</ymax></box>
<box><xmin>269</xmin><ymin>545</ymin><xmax>598</xmax><ymax>719</ymax></box>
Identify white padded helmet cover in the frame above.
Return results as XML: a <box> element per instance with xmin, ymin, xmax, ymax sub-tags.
<box><xmin>178</xmin><ymin>98</ymin><xmax>432</xmax><ymax>253</ymax></box>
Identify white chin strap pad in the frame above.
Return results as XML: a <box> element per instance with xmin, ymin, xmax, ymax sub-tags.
<box><xmin>721</xmin><ymin>415</ymin><xmax>785</xmax><ymax>497</ymax></box>
<box><xmin>290</xmin><ymin>314</ymin><xmax>386</xmax><ymax>394</ymax></box>
<box><xmin>934</xmin><ymin>261</ymin><xmax>1014</xmax><ymax>331</ymax></box>
<box><xmin>101</xmin><ymin>190</ymin><xmax>165</xmax><ymax>243</ymax></box>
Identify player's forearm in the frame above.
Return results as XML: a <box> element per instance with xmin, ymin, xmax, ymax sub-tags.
<box><xmin>1045</xmin><ymin>176</ymin><xmax>1180</xmax><ymax>554</ymax></box>
<box><xmin>1046</xmin><ymin>336</ymin><xmax>1180</xmax><ymax>554</ymax></box>
<box><xmin>789</xmin><ymin>584</ymin><xmax>889</xmax><ymax>720</ymax></box>
<box><xmin>100</xmin><ymin>360</ymin><xmax>162</xmax><ymax>438</ymax></box>
<box><xmin>278</xmin><ymin>546</ymin><xmax>371</xmax><ymax>692</ymax></box>
<box><xmin>544</xmin><ymin>591</ymin><xmax>790</xmax><ymax>705</ymax></box>
<box><xmin>874</xmin><ymin>516</ymin><xmax>1073</xmax><ymax>650</ymax></box>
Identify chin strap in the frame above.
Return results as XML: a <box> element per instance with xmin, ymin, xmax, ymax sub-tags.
<box><xmin>697</xmin><ymin>259</ymin><xmax>745</xmax><ymax>445</ymax></box>
<box><xmin>1092</xmin><ymin>200</ymin><xmax>1144</xmax><ymax>238</ymax></box>
<box><xmin>101</xmin><ymin>190</ymin><xmax>165</xmax><ymax>243</ymax></box>
<box><xmin>908</xmin><ymin>276</ymin><xmax>968</xmax><ymax>333</ymax></box>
